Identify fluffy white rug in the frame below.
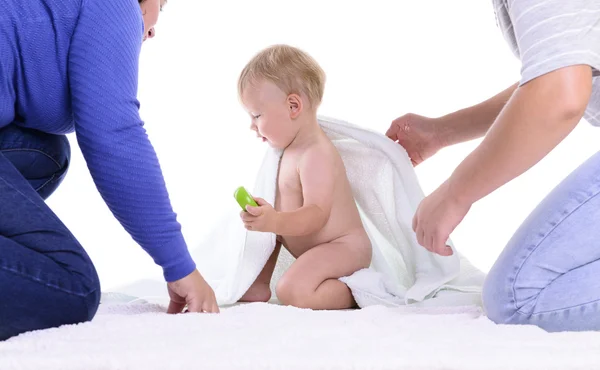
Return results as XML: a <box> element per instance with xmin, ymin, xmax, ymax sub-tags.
<box><xmin>1</xmin><ymin>301</ymin><xmax>599</xmax><ymax>370</ymax></box>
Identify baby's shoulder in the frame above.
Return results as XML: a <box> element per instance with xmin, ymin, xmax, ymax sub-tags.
<box><xmin>302</xmin><ymin>139</ymin><xmax>337</xmax><ymax>161</ymax></box>
<box><xmin>293</xmin><ymin>142</ymin><xmax>340</xmax><ymax>175</ymax></box>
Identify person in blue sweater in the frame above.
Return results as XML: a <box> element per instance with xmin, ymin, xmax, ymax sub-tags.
<box><xmin>0</xmin><ymin>0</ymin><xmax>219</xmax><ymax>341</ymax></box>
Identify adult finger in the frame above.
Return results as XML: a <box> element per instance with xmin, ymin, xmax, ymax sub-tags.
<box><xmin>167</xmin><ymin>299</ymin><xmax>186</xmax><ymax>314</ymax></box>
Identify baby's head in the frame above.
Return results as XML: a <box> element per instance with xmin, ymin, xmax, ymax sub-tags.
<box><xmin>238</xmin><ymin>44</ymin><xmax>326</xmax><ymax>148</ymax></box>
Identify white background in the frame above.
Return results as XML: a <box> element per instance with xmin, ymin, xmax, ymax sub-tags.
<box><xmin>47</xmin><ymin>0</ymin><xmax>600</xmax><ymax>291</ymax></box>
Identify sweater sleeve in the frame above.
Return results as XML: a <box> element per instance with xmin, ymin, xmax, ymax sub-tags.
<box><xmin>67</xmin><ymin>0</ymin><xmax>195</xmax><ymax>281</ymax></box>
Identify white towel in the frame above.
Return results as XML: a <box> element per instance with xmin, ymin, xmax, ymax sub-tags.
<box><xmin>193</xmin><ymin>116</ymin><xmax>485</xmax><ymax>307</ymax></box>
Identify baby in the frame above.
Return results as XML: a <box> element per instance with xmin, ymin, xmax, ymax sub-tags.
<box><xmin>237</xmin><ymin>44</ymin><xmax>372</xmax><ymax>310</ymax></box>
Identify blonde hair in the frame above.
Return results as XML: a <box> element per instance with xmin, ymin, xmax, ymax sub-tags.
<box><xmin>238</xmin><ymin>44</ymin><xmax>326</xmax><ymax>108</ymax></box>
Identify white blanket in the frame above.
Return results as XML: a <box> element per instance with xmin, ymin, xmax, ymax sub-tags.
<box><xmin>193</xmin><ymin>116</ymin><xmax>484</xmax><ymax>307</ymax></box>
<box><xmin>2</xmin><ymin>300</ymin><xmax>599</xmax><ymax>370</ymax></box>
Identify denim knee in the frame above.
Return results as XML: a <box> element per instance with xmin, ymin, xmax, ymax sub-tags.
<box><xmin>84</xmin><ymin>275</ymin><xmax>101</xmax><ymax>321</ymax></box>
<box><xmin>482</xmin><ymin>265</ymin><xmax>519</xmax><ymax>325</ymax></box>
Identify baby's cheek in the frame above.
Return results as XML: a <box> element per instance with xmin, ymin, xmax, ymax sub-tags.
<box><xmin>260</xmin><ymin>124</ymin><xmax>277</xmax><ymax>139</ymax></box>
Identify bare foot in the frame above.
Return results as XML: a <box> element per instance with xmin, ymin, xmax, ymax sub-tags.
<box><xmin>239</xmin><ymin>282</ymin><xmax>271</xmax><ymax>302</ymax></box>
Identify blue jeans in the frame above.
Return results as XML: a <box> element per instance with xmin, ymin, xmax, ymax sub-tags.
<box><xmin>483</xmin><ymin>151</ymin><xmax>600</xmax><ymax>332</ymax></box>
<box><xmin>0</xmin><ymin>125</ymin><xmax>100</xmax><ymax>341</ymax></box>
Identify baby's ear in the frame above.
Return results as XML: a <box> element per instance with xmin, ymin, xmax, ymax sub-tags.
<box><xmin>287</xmin><ymin>94</ymin><xmax>303</xmax><ymax>118</ymax></box>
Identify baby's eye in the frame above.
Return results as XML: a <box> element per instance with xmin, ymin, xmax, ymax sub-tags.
<box><xmin>252</xmin><ymin>114</ymin><xmax>261</xmax><ymax>119</ymax></box>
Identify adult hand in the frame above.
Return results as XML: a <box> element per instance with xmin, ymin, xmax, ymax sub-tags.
<box><xmin>167</xmin><ymin>269</ymin><xmax>219</xmax><ymax>314</ymax></box>
<box><xmin>412</xmin><ymin>181</ymin><xmax>471</xmax><ymax>256</ymax></box>
<box><xmin>386</xmin><ymin>113</ymin><xmax>445</xmax><ymax>166</ymax></box>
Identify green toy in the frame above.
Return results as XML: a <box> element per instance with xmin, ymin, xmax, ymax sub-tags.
<box><xmin>234</xmin><ymin>186</ymin><xmax>258</xmax><ymax>211</ymax></box>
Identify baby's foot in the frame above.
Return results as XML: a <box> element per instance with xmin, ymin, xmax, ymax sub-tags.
<box><xmin>239</xmin><ymin>282</ymin><xmax>271</xmax><ymax>302</ymax></box>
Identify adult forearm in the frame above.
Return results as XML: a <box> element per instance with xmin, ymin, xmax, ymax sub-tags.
<box><xmin>439</xmin><ymin>83</ymin><xmax>518</xmax><ymax>147</ymax></box>
<box><xmin>447</xmin><ymin>67</ymin><xmax>592</xmax><ymax>205</ymax></box>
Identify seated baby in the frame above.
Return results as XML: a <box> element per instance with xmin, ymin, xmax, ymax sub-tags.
<box><xmin>237</xmin><ymin>44</ymin><xmax>372</xmax><ymax>310</ymax></box>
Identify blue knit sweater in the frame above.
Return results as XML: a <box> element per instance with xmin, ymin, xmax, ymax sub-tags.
<box><xmin>0</xmin><ymin>0</ymin><xmax>195</xmax><ymax>281</ymax></box>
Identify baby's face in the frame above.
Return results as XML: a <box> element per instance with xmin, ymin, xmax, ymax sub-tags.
<box><xmin>241</xmin><ymin>80</ymin><xmax>299</xmax><ymax>149</ymax></box>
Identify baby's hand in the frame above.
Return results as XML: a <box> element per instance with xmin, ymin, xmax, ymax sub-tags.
<box><xmin>240</xmin><ymin>197</ymin><xmax>278</xmax><ymax>233</ymax></box>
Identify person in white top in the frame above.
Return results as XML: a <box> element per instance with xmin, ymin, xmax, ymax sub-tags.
<box><xmin>386</xmin><ymin>0</ymin><xmax>600</xmax><ymax>332</ymax></box>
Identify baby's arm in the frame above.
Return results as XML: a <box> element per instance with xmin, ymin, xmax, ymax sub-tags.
<box><xmin>242</xmin><ymin>147</ymin><xmax>335</xmax><ymax>235</ymax></box>
<box><xmin>276</xmin><ymin>147</ymin><xmax>335</xmax><ymax>236</ymax></box>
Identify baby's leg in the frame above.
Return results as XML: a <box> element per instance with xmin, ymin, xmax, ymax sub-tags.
<box><xmin>276</xmin><ymin>240</ymin><xmax>370</xmax><ymax>310</ymax></box>
<box><xmin>239</xmin><ymin>242</ymin><xmax>281</xmax><ymax>302</ymax></box>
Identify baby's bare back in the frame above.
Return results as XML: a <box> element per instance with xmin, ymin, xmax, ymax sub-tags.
<box><xmin>275</xmin><ymin>135</ymin><xmax>370</xmax><ymax>258</ymax></box>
